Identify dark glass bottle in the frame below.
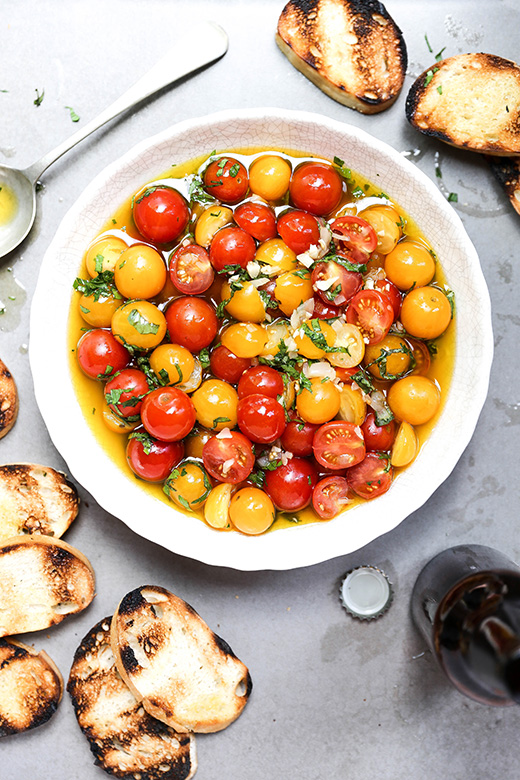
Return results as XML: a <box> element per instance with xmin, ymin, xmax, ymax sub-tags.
<box><xmin>411</xmin><ymin>544</ymin><xmax>520</xmax><ymax>706</ymax></box>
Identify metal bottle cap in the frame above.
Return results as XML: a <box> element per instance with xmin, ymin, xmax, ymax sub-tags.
<box><xmin>339</xmin><ymin>566</ymin><xmax>394</xmax><ymax>620</ymax></box>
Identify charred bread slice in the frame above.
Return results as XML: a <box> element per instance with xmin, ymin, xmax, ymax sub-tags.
<box><xmin>0</xmin><ymin>535</ymin><xmax>95</xmax><ymax>637</ymax></box>
<box><xmin>111</xmin><ymin>586</ymin><xmax>252</xmax><ymax>734</ymax></box>
<box><xmin>0</xmin><ymin>359</ymin><xmax>18</xmax><ymax>440</ymax></box>
<box><xmin>487</xmin><ymin>155</ymin><xmax>520</xmax><ymax>215</ymax></box>
<box><xmin>0</xmin><ymin>638</ymin><xmax>63</xmax><ymax>737</ymax></box>
<box><xmin>276</xmin><ymin>0</ymin><xmax>407</xmax><ymax>113</ymax></box>
<box><xmin>406</xmin><ymin>53</ymin><xmax>520</xmax><ymax>155</ymax></box>
<box><xmin>68</xmin><ymin>617</ymin><xmax>197</xmax><ymax>780</ymax></box>
<box><xmin>0</xmin><ymin>463</ymin><xmax>79</xmax><ymax>543</ymax></box>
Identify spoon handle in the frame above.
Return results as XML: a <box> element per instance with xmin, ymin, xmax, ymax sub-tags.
<box><xmin>22</xmin><ymin>21</ymin><xmax>228</xmax><ymax>184</ymax></box>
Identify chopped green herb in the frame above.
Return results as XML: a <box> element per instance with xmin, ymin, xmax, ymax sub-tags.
<box><xmin>212</xmin><ymin>416</ymin><xmax>231</xmax><ymax>428</ymax></box>
<box><xmin>333</xmin><ymin>156</ymin><xmax>354</xmax><ymax>183</ymax></box>
<box><xmin>447</xmin><ymin>192</ymin><xmax>458</xmax><ymax>203</ymax></box>
<box><xmin>228</xmin><ymin>163</ymin><xmax>240</xmax><ymax>177</ymax></box>
<box><xmin>437</xmin><ymin>85</ymin><xmax>443</xmax><ymax>95</ymax></box>
<box><xmin>73</xmin><ymin>270</ymin><xmax>122</xmax><ymax>301</ymax></box>
<box><xmin>127</xmin><ymin>308</ymin><xmax>160</xmax><ymax>335</ymax></box>
<box><xmin>65</xmin><ymin>105</ymin><xmax>80</xmax><ymax>122</ymax></box>
<box><xmin>188</xmin><ymin>175</ymin><xmax>216</xmax><ymax>205</ymax></box>
<box><xmin>435</xmin><ymin>47</ymin><xmax>446</xmax><ymax>61</ymax></box>
<box><xmin>94</xmin><ymin>253</ymin><xmax>105</xmax><ymax>274</ymax></box>
<box><xmin>199</xmin><ymin>347</ymin><xmax>211</xmax><ymax>369</ymax></box>
<box><xmin>33</xmin><ymin>88</ymin><xmax>44</xmax><ymax>107</ymax></box>
<box><xmin>129</xmin><ymin>430</ymin><xmax>154</xmax><ymax>455</ymax></box>
<box><xmin>135</xmin><ymin>186</ymin><xmax>159</xmax><ymax>205</ymax></box>
<box><xmin>424</xmin><ymin>33</ymin><xmax>433</xmax><ymax>53</ymax></box>
<box><xmin>424</xmin><ymin>68</ymin><xmax>439</xmax><ymax>87</ymax></box>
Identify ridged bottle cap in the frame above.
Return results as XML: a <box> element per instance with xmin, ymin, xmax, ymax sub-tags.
<box><xmin>339</xmin><ymin>566</ymin><xmax>394</xmax><ymax>620</ymax></box>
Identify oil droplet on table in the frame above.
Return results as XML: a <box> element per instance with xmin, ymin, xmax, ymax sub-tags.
<box><xmin>0</xmin><ymin>182</ymin><xmax>18</xmax><ymax>227</ymax></box>
<box><xmin>0</xmin><ymin>266</ymin><xmax>27</xmax><ymax>331</ymax></box>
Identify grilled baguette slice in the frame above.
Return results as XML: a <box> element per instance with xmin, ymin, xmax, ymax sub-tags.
<box><xmin>487</xmin><ymin>155</ymin><xmax>520</xmax><ymax>215</ymax></box>
<box><xmin>111</xmin><ymin>586</ymin><xmax>252</xmax><ymax>734</ymax></box>
<box><xmin>0</xmin><ymin>463</ymin><xmax>79</xmax><ymax>543</ymax></box>
<box><xmin>68</xmin><ymin>617</ymin><xmax>197</xmax><ymax>780</ymax></box>
<box><xmin>0</xmin><ymin>359</ymin><xmax>18</xmax><ymax>440</ymax></box>
<box><xmin>276</xmin><ymin>0</ymin><xmax>407</xmax><ymax>113</ymax></box>
<box><xmin>0</xmin><ymin>638</ymin><xmax>63</xmax><ymax>738</ymax></box>
<box><xmin>0</xmin><ymin>535</ymin><xmax>95</xmax><ymax>637</ymax></box>
<box><xmin>406</xmin><ymin>53</ymin><xmax>520</xmax><ymax>155</ymax></box>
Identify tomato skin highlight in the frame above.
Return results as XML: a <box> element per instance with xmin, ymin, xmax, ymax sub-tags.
<box><xmin>264</xmin><ymin>457</ymin><xmax>318</xmax><ymax>512</ymax></box>
<box><xmin>104</xmin><ymin>368</ymin><xmax>149</xmax><ymax>419</ymax></box>
<box><xmin>209</xmin><ymin>226</ymin><xmax>256</xmax><ymax>271</ymax></box>
<box><xmin>237</xmin><ymin>393</ymin><xmax>286</xmax><ymax>444</ymax></box>
<box><xmin>77</xmin><ymin>328</ymin><xmax>130</xmax><ymax>379</ymax></box>
<box><xmin>169</xmin><ymin>243</ymin><xmax>214</xmax><ymax>295</ymax></box>
<box><xmin>237</xmin><ymin>366</ymin><xmax>284</xmax><ymax>400</ymax></box>
<box><xmin>133</xmin><ymin>186</ymin><xmax>190</xmax><ymax>244</ymax></box>
<box><xmin>165</xmin><ymin>297</ymin><xmax>218</xmax><ymax>352</ymax></box>
<box><xmin>209</xmin><ymin>345</ymin><xmax>251</xmax><ymax>384</ymax></box>
<box><xmin>313</xmin><ymin>421</ymin><xmax>366</xmax><ymax>470</ymax></box>
<box><xmin>202</xmin><ymin>431</ymin><xmax>255</xmax><ymax>484</ymax></box>
<box><xmin>277</xmin><ymin>209</ymin><xmax>320</xmax><ymax>254</ymax></box>
<box><xmin>141</xmin><ymin>387</ymin><xmax>196</xmax><ymax>442</ymax></box>
<box><xmin>126</xmin><ymin>435</ymin><xmax>184</xmax><ymax>482</ymax></box>
<box><xmin>312</xmin><ymin>476</ymin><xmax>350</xmax><ymax>519</ymax></box>
<box><xmin>203</xmin><ymin>157</ymin><xmax>249</xmax><ymax>204</ymax></box>
<box><xmin>346</xmin><ymin>452</ymin><xmax>393</xmax><ymax>500</ymax></box>
<box><xmin>234</xmin><ymin>201</ymin><xmax>277</xmax><ymax>242</ymax></box>
<box><xmin>290</xmin><ymin>162</ymin><xmax>343</xmax><ymax>216</ymax></box>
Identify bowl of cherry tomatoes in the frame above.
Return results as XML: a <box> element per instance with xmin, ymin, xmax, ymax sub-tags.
<box><xmin>30</xmin><ymin>108</ymin><xmax>493</xmax><ymax>570</ymax></box>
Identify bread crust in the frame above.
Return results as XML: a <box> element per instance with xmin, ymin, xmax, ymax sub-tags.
<box><xmin>276</xmin><ymin>0</ymin><xmax>407</xmax><ymax>113</ymax></box>
<box><xmin>0</xmin><ymin>359</ymin><xmax>18</xmax><ymax>440</ymax></box>
<box><xmin>406</xmin><ymin>53</ymin><xmax>520</xmax><ymax>155</ymax></box>
<box><xmin>68</xmin><ymin>617</ymin><xmax>197</xmax><ymax>780</ymax></box>
<box><xmin>487</xmin><ymin>155</ymin><xmax>520</xmax><ymax>215</ymax></box>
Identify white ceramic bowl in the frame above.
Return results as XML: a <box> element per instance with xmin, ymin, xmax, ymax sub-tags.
<box><xmin>30</xmin><ymin>108</ymin><xmax>493</xmax><ymax>571</ymax></box>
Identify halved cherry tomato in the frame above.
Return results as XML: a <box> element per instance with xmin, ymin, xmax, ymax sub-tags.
<box><xmin>264</xmin><ymin>457</ymin><xmax>318</xmax><ymax>512</ymax></box>
<box><xmin>277</xmin><ymin>209</ymin><xmax>320</xmax><ymax>254</ymax></box>
<box><xmin>234</xmin><ymin>201</ymin><xmax>277</xmax><ymax>242</ymax></box>
<box><xmin>290</xmin><ymin>162</ymin><xmax>343</xmax><ymax>216</ymax></box>
<box><xmin>281</xmin><ymin>418</ymin><xmax>319</xmax><ymax>457</ymax></box>
<box><xmin>237</xmin><ymin>366</ymin><xmax>284</xmax><ymax>399</ymax></box>
<box><xmin>345</xmin><ymin>289</ymin><xmax>394</xmax><ymax>345</ymax></box>
<box><xmin>237</xmin><ymin>393</ymin><xmax>286</xmax><ymax>444</ymax></box>
<box><xmin>209</xmin><ymin>226</ymin><xmax>256</xmax><ymax>271</ymax></box>
<box><xmin>346</xmin><ymin>452</ymin><xmax>393</xmax><ymax>500</ymax></box>
<box><xmin>203</xmin><ymin>157</ymin><xmax>249</xmax><ymax>204</ymax></box>
<box><xmin>141</xmin><ymin>386</ymin><xmax>196</xmax><ymax>441</ymax></box>
<box><xmin>374</xmin><ymin>277</ymin><xmax>402</xmax><ymax>320</ymax></box>
<box><xmin>360</xmin><ymin>411</ymin><xmax>397</xmax><ymax>451</ymax></box>
<box><xmin>209</xmin><ymin>345</ymin><xmax>251</xmax><ymax>383</ymax></box>
<box><xmin>165</xmin><ymin>297</ymin><xmax>218</xmax><ymax>352</ymax></box>
<box><xmin>132</xmin><ymin>186</ymin><xmax>190</xmax><ymax>244</ymax></box>
<box><xmin>312</xmin><ymin>421</ymin><xmax>366</xmax><ymax>470</ymax></box>
<box><xmin>330</xmin><ymin>216</ymin><xmax>377</xmax><ymax>263</ymax></box>
<box><xmin>312</xmin><ymin>476</ymin><xmax>350</xmax><ymax>519</ymax></box>
<box><xmin>169</xmin><ymin>243</ymin><xmax>214</xmax><ymax>294</ymax></box>
<box><xmin>77</xmin><ymin>328</ymin><xmax>130</xmax><ymax>380</ymax></box>
<box><xmin>104</xmin><ymin>368</ymin><xmax>149</xmax><ymax>419</ymax></box>
<box><xmin>202</xmin><ymin>431</ymin><xmax>255</xmax><ymax>484</ymax></box>
<box><xmin>311</xmin><ymin>260</ymin><xmax>362</xmax><ymax>307</ymax></box>
<box><xmin>312</xmin><ymin>297</ymin><xmax>343</xmax><ymax>320</ymax></box>
<box><xmin>126</xmin><ymin>434</ymin><xmax>184</xmax><ymax>482</ymax></box>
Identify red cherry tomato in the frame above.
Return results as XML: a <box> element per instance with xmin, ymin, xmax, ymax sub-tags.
<box><xmin>374</xmin><ymin>277</ymin><xmax>402</xmax><ymax>320</ymax></box>
<box><xmin>209</xmin><ymin>345</ymin><xmax>251</xmax><ymax>384</ymax></box>
<box><xmin>234</xmin><ymin>201</ymin><xmax>277</xmax><ymax>242</ymax></box>
<box><xmin>277</xmin><ymin>209</ymin><xmax>320</xmax><ymax>254</ymax></box>
<box><xmin>203</xmin><ymin>157</ymin><xmax>249</xmax><ymax>204</ymax></box>
<box><xmin>264</xmin><ymin>457</ymin><xmax>318</xmax><ymax>512</ymax></box>
<box><xmin>126</xmin><ymin>434</ymin><xmax>184</xmax><ymax>482</ymax></box>
<box><xmin>345</xmin><ymin>289</ymin><xmax>394</xmax><ymax>345</ymax></box>
<box><xmin>169</xmin><ymin>244</ymin><xmax>214</xmax><ymax>295</ymax></box>
<box><xmin>280</xmin><ymin>418</ymin><xmax>319</xmax><ymax>457</ymax></box>
<box><xmin>133</xmin><ymin>186</ymin><xmax>190</xmax><ymax>244</ymax></box>
<box><xmin>360</xmin><ymin>411</ymin><xmax>397</xmax><ymax>451</ymax></box>
<box><xmin>104</xmin><ymin>368</ymin><xmax>149</xmax><ymax>419</ymax></box>
<box><xmin>165</xmin><ymin>297</ymin><xmax>218</xmax><ymax>352</ymax></box>
<box><xmin>312</xmin><ymin>476</ymin><xmax>350</xmax><ymax>519</ymax></box>
<box><xmin>289</xmin><ymin>162</ymin><xmax>343</xmax><ymax>216</ymax></box>
<box><xmin>312</xmin><ymin>296</ymin><xmax>343</xmax><ymax>320</ymax></box>
<box><xmin>141</xmin><ymin>386</ymin><xmax>196</xmax><ymax>441</ymax></box>
<box><xmin>313</xmin><ymin>421</ymin><xmax>366</xmax><ymax>470</ymax></box>
<box><xmin>202</xmin><ymin>431</ymin><xmax>255</xmax><ymax>484</ymax></box>
<box><xmin>77</xmin><ymin>328</ymin><xmax>130</xmax><ymax>380</ymax></box>
<box><xmin>237</xmin><ymin>366</ymin><xmax>284</xmax><ymax>399</ymax></box>
<box><xmin>209</xmin><ymin>226</ymin><xmax>256</xmax><ymax>272</ymax></box>
<box><xmin>331</xmin><ymin>216</ymin><xmax>377</xmax><ymax>263</ymax></box>
<box><xmin>237</xmin><ymin>394</ymin><xmax>286</xmax><ymax>444</ymax></box>
<box><xmin>346</xmin><ymin>451</ymin><xmax>393</xmax><ymax>500</ymax></box>
<box><xmin>311</xmin><ymin>260</ymin><xmax>363</xmax><ymax>307</ymax></box>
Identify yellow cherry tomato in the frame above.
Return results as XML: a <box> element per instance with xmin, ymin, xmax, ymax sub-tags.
<box><xmin>364</xmin><ymin>334</ymin><xmax>412</xmax><ymax>380</ymax></box>
<box><xmin>85</xmin><ymin>235</ymin><xmax>127</xmax><ymax>277</ymax></box>
<box><xmin>384</xmin><ymin>240</ymin><xmax>436</xmax><ymax>290</ymax></box>
<box><xmin>248</xmin><ymin>155</ymin><xmax>292</xmax><ymax>201</ymax></box>
<box><xmin>114</xmin><ymin>244</ymin><xmax>166</xmax><ymax>300</ymax></box>
<box><xmin>296</xmin><ymin>377</ymin><xmax>341</xmax><ymax>424</ymax></box>
<box><xmin>391</xmin><ymin>421</ymin><xmax>419</xmax><ymax>467</ymax></box>
<box><xmin>111</xmin><ymin>300</ymin><xmax>167</xmax><ymax>351</ymax></box>
<box><xmin>101</xmin><ymin>402</ymin><xmax>140</xmax><ymax>433</ymax></box>
<box><xmin>274</xmin><ymin>270</ymin><xmax>313</xmax><ymax>316</ymax></box>
<box><xmin>164</xmin><ymin>460</ymin><xmax>212</xmax><ymax>511</ymax></box>
<box><xmin>260</xmin><ymin>319</ymin><xmax>291</xmax><ymax>357</ymax></box>
<box><xmin>221</xmin><ymin>280</ymin><xmax>266</xmax><ymax>323</ymax></box>
<box><xmin>79</xmin><ymin>293</ymin><xmax>122</xmax><ymax>327</ymax></box>
<box><xmin>185</xmin><ymin>427</ymin><xmax>213</xmax><ymax>459</ymax></box>
<box><xmin>387</xmin><ymin>375</ymin><xmax>441</xmax><ymax>425</ymax></box>
<box><xmin>194</xmin><ymin>206</ymin><xmax>233</xmax><ymax>247</ymax></box>
<box><xmin>400</xmin><ymin>286</ymin><xmax>452</xmax><ymax>339</ymax></box>
<box><xmin>204</xmin><ymin>483</ymin><xmax>233</xmax><ymax>529</ymax></box>
<box><xmin>337</xmin><ymin>384</ymin><xmax>366</xmax><ymax>425</ymax></box>
<box><xmin>221</xmin><ymin>322</ymin><xmax>267</xmax><ymax>358</ymax></box>
<box><xmin>254</xmin><ymin>238</ymin><xmax>297</xmax><ymax>275</ymax></box>
<box><xmin>149</xmin><ymin>343</ymin><xmax>195</xmax><ymax>386</ymax></box>
<box><xmin>229</xmin><ymin>487</ymin><xmax>275</xmax><ymax>535</ymax></box>
<box><xmin>294</xmin><ymin>319</ymin><xmax>336</xmax><ymax>360</ymax></box>
<box><xmin>327</xmin><ymin>322</ymin><xmax>365</xmax><ymax>368</ymax></box>
<box><xmin>361</xmin><ymin>206</ymin><xmax>402</xmax><ymax>255</ymax></box>
<box><xmin>191</xmin><ymin>379</ymin><xmax>238</xmax><ymax>431</ymax></box>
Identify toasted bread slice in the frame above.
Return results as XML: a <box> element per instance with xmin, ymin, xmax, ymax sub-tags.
<box><xmin>0</xmin><ymin>463</ymin><xmax>79</xmax><ymax>543</ymax></box>
<box><xmin>406</xmin><ymin>53</ymin><xmax>520</xmax><ymax>155</ymax></box>
<box><xmin>68</xmin><ymin>617</ymin><xmax>197</xmax><ymax>779</ymax></box>
<box><xmin>276</xmin><ymin>0</ymin><xmax>407</xmax><ymax>113</ymax></box>
<box><xmin>0</xmin><ymin>359</ymin><xmax>18</xmax><ymax>440</ymax></box>
<box><xmin>0</xmin><ymin>638</ymin><xmax>63</xmax><ymax>737</ymax></box>
<box><xmin>111</xmin><ymin>586</ymin><xmax>252</xmax><ymax>733</ymax></box>
<box><xmin>487</xmin><ymin>155</ymin><xmax>520</xmax><ymax>215</ymax></box>
<box><xmin>0</xmin><ymin>535</ymin><xmax>95</xmax><ymax>637</ymax></box>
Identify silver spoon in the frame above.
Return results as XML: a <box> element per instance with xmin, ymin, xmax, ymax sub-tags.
<box><xmin>0</xmin><ymin>21</ymin><xmax>228</xmax><ymax>260</ymax></box>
